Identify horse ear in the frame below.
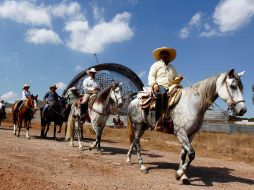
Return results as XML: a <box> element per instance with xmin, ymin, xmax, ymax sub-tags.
<box><xmin>237</xmin><ymin>71</ymin><xmax>245</xmax><ymax>77</ymax></box>
<box><xmin>228</xmin><ymin>69</ymin><xmax>235</xmax><ymax>78</ymax></box>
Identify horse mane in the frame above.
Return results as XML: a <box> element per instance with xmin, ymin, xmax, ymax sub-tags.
<box><xmin>190</xmin><ymin>75</ymin><xmax>219</xmax><ymax>111</ymax></box>
<box><xmin>96</xmin><ymin>84</ymin><xmax>114</xmax><ymax>103</ymax></box>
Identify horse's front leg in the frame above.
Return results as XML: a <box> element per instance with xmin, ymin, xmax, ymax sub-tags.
<box><xmin>75</xmin><ymin>120</ymin><xmax>83</xmax><ymax>150</ymax></box>
<box><xmin>89</xmin><ymin>123</ymin><xmax>100</xmax><ymax>151</ymax></box>
<box><xmin>24</xmin><ymin>120</ymin><xmax>30</xmax><ymax>139</ymax></box>
<box><xmin>53</xmin><ymin>123</ymin><xmax>57</xmax><ymax>140</ymax></box>
<box><xmin>44</xmin><ymin>123</ymin><xmax>50</xmax><ymax>138</ymax></box>
<box><xmin>175</xmin><ymin>129</ymin><xmax>195</xmax><ymax>184</ymax></box>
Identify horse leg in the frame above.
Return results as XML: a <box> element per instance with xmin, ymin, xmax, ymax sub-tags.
<box><xmin>24</xmin><ymin>120</ymin><xmax>30</xmax><ymax>139</ymax></box>
<box><xmin>75</xmin><ymin>120</ymin><xmax>83</xmax><ymax>150</ymax></box>
<box><xmin>17</xmin><ymin>117</ymin><xmax>23</xmax><ymax>137</ymax></box>
<box><xmin>175</xmin><ymin>129</ymin><xmax>195</xmax><ymax>183</ymax></box>
<box><xmin>126</xmin><ymin>140</ymin><xmax>135</xmax><ymax>164</ymax></box>
<box><xmin>89</xmin><ymin>124</ymin><xmax>100</xmax><ymax>151</ymax></box>
<box><xmin>53</xmin><ymin>123</ymin><xmax>56</xmax><ymax>140</ymax></box>
<box><xmin>44</xmin><ymin>123</ymin><xmax>50</xmax><ymax>138</ymax></box>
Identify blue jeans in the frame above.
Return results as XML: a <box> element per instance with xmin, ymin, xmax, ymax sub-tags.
<box><xmin>154</xmin><ymin>86</ymin><xmax>168</xmax><ymax>121</ymax></box>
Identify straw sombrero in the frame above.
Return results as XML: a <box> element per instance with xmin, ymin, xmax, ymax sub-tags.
<box><xmin>50</xmin><ymin>84</ymin><xmax>57</xmax><ymax>90</ymax></box>
<box><xmin>86</xmin><ymin>68</ymin><xmax>97</xmax><ymax>75</ymax></box>
<box><xmin>152</xmin><ymin>47</ymin><xmax>176</xmax><ymax>62</ymax></box>
<box><xmin>22</xmin><ymin>83</ymin><xmax>30</xmax><ymax>89</ymax></box>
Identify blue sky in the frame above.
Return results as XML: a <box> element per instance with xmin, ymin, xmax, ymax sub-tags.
<box><xmin>0</xmin><ymin>0</ymin><xmax>253</xmax><ymax>117</ymax></box>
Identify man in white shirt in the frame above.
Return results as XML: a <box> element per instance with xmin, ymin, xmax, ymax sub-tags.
<box><xmin>148</xmin><ymin>47</ymin><xmax>183</xmax><ymax>130</ymax></box>
<box><xmin>81</xmin><ymin>68</ymin><xmax>101</xmax><ymax>106</ymax></box>
<box><xmin>16</xmin><ymin>84</ymin><xmax>37</xmax><ymax>111</ymax></box>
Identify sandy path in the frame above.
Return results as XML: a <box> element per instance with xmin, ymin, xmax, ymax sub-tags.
<box><xmin>0</xmin><ymin>124</ymin><xmax>253</xmax><ymax>190</ymax></box>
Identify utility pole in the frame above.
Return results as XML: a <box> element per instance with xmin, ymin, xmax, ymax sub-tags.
<box><xmin>252</xmin><ymin>84</ymin><xmax>254</xmax><ymax>104</ymax></box>
<box><xmin>93</xmin><ymin>53</ymin><xmax>100</xmax><ymax>65</ymax></box>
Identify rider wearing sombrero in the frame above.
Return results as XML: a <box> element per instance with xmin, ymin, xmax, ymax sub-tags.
<box><xmin>42</xmin><ymin>84</ymin><xmax>61</xmax><ymax>116</ymax></box>
<box><xmin>15</xmin><ymin>84</ymin><xmax>37</xmax><ymax>111</ymax></box>
<box><xmin>148</xmin><ymin>47</ymin><xmax>183</xmax><ymax>131</ymax></box>
<box><xmin>81</xmin><ymin>68</ymin><xmax>101</xmax><ymax>115</ymax></box>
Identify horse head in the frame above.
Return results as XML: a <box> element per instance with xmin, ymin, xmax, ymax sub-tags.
<box><xmin>216</xmin><ymin>69</ymin><xmax>247</xmax><ymax>116</ymax></box>
<box><xmin>110</xmin><ymin>81</ymin><xmax>124</xmax><ymax>108</ymax></box>
<box><xmin>27</xmin><ymin>94</ymin><xmax>38</xmax><ymax>109</ymax></box>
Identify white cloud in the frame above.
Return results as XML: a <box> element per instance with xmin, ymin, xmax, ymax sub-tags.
<box><xmin>179</xmin><ymin>12</ymin><xmax>203</xmax><ymax>39</ymax></box>
<box><xmin>0</xmin><ymin>1</ymin><xmax>51</xmax><ymax>26</ymax></box>
<box><xmin>56</xmin><ymin>82</ymin><xmax>67</xmax><ymax>90</ymax></box>
<box><xmin>92</xmin><ymin>4</ymin><xmax>105</xmax><ymax>22</ymax></box>
<box><xmin>0</xmin><ymin>91</ymin><xmax>17</xmax><ymax>102</ymax></box>
<box><xmin>51</xmin><ymin>2</ymin><xmax>81</xmax><ymax>18</ymax></box>
<box><xmin>25</xmin><ymin>28</ymin><xmax>62</xmax><ymax>45</ymax></box>
<box><xmin>65</xmin><ymin>12</ymin><xmax>134</xmax><ymax>54</ymax></box>
<box><xmin>179</xmin><ymin>0</ymin><xmax>254</xmax><ymax>38</ymax></box>
<box><xmin>213</xmin><ymin>0</ymin><xmax>254</xmax><ymax>33</ymax></box>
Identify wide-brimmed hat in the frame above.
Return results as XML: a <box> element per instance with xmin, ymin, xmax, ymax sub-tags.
<box><xmin>22</xmin><ymin>83</ymin><xmax>30</xmax><ymax>89</ymax></box>
<box><xmin>86</xmin><ymin>68</ymin><xmax>97</xmax><ymax>75</ymax></box>
<box><xmin>69</xmin><ymin>86</ymin><xmax>78</xmax><ymax>91</ymax></box>
<box><xmin>50</xmin><ymin>84</ymin><xmax>57</xmax><ymax>90</ymax></box>
<box><xmin>152</xmin><ymin>47</ymin><xmax>176</xmax><ymax>62</ymax></box>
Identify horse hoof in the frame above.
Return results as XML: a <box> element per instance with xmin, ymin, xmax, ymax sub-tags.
<box><xmin>26</xmin><ymin>136</ymin><xmax>30</xmax><ymax>139</ymax></box>
<box><xmin>70</xmin><ymin>142</ymin><xmax>74</xmax><ymax>147</ymax></box>
<box><xmin>141</xmin><ymin>168</ymin><xmax>148</xmax><ymax>174</ymax></box>
<box><xmin>57</xmin><ymin>130</ymin><xmax>61</xmax><ymax>133</ymax></box>
<box><xmin>181</xmin><ymin>174</ymin><xmax>190</xmax><ymax>185</ymax></box>
<box><xmin>175</xmin><ymin>169</ymin><xmax>184</xmax><ymax>180</ymax></box>
<box><xmin>126</xmin><ymin>159</ymin><xmax>132</xmax><ymax>165</ymax></box>
<box><xmin>89</xmin><ymin>147</ymin><xmax>93</xmax><ymax>151</ymax></box>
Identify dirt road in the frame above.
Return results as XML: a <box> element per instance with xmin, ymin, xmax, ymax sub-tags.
<box><xmin>0</xmin><ymin>123</ymin><xmax>253</xmax><ymax>190</ymax></box>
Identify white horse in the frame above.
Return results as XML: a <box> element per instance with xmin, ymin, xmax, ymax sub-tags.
<box><xmin>126</xmin><ymin>69</ymin><xmax>247</xmax><ymax>183</ymax></box>
<box><xmin>68</xmin><ymin>82</ymin><xmax>123</xmax><ymax>151</ymax></box>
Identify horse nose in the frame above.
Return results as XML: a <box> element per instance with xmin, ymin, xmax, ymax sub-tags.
<box><xmin>239</xmin><ymin>108</ymin><xmax>247</xmax><ymax>116</ymax></box>
<box><xmin>118</xmin><ymin>103</ymin><xmax>123</xmax><ymax>108</ymax></box>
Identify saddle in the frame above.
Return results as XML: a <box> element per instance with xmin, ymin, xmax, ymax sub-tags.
<box><xmin>138</xmin><ymin>84</ymin><xmax>182</xmax><ymax>134</ymax></box>
<box><xmin>138</xmin><ymin>84</ymin><xmax>182</xmax><ymax>110</ymax></box>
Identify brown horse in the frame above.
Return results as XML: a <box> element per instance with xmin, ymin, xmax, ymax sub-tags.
<box><xmin>12</xmin><ymin>95</ymin><xmax>38</xmax><ymax>138</ymax></box>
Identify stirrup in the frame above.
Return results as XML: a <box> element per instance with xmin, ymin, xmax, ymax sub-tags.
<box><xmin>154</xmin><ymin>121</ymin><xmax>162</xmax><ymax>131</ymax></box>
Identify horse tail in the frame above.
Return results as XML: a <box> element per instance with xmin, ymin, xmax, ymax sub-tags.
<box><xmin>127</xmin><ymin>114</ymin><xmax>134</xmax><ymax>144</ymax></box>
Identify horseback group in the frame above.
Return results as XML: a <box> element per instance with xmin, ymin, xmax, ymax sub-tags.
<box><xmin>6</xmin><ymin>46</ymin><xmax>247</xmax><ymax>183</ymax></box>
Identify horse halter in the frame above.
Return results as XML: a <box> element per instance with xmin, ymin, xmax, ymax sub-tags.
<box><xmin>224</xmin><ymin>78</ymin><xmax>245</xmax><ymax>110</ymax></box>
<box><xmin>111</xmin><ymin>84</ymin><xmax>123</xmax><ymax>106</ymax></box>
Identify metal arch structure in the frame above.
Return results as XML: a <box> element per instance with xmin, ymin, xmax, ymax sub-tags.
<box><xmin>63</xmin><ymin>63</ymin><xmax>144</xmax><ymax>104</ymax></box>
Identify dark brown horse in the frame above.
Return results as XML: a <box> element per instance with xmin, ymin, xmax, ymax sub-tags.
<box><xmin>12</xmin><ymin>95</ymin><xmax>38</xmax><ymax>138</ymax></box>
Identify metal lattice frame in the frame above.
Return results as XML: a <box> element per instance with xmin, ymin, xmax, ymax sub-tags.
<box><xmin>63</xmin><ymin>63</ymin><xmax>144</xmax><ymax>107</ymax></box>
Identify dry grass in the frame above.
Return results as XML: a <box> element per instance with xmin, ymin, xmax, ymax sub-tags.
<box><xmin>100</xmin><ymin>127</ymin><xmax>254</xmax><ymax>165</ymax></box>
<box><xmin>3</xmin><ymin>112</ymin><xmax>254</xmax><ymax>165</ymax></box>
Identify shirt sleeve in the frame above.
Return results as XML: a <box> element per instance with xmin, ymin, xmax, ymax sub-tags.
<box><xmin>148</xmin><ymin>63</ymin><xmax>157</xmax><ymax>86</ymax></box>
<box><xmin>43</xmin><ymin>92</ymin><xmax>49</xmax><ymax>100</ymax></box>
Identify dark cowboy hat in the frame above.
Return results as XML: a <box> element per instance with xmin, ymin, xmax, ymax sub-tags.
<box><xmin>49</xmin><ymin>84</ymin><xmax>57</xmax><ymax>90</ymax></box>
<box><xmin>152</xmin><ymin>47</ymin><xmax>176</xmax><ymax>62</ymax></box>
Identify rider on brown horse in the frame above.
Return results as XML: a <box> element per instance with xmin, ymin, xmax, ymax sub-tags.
<box><xmin>15</xmin><ymin>83</ymin><xmax>37</xmax><ymax>112</ymax></box>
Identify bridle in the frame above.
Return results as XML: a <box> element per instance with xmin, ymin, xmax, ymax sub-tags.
<box><xmin>224</xmin><ymin>78</ymin><xmax>245</xmax><ymax>110</ymax></box>
<box><xmin>111</xmin><ymin>84</ymin><xmax>123</xmax><ymax>107</ymax></box>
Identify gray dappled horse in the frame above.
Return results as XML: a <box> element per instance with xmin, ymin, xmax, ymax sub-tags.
<box><xmin>127</xmin><ymin>69</ymin><xmax>247</xmax><ymax>183</ymax></box>
<box><xmin>68</xmin><ymin>82</ymin><xmax>123</xmax><ymax>151</ymax></box>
